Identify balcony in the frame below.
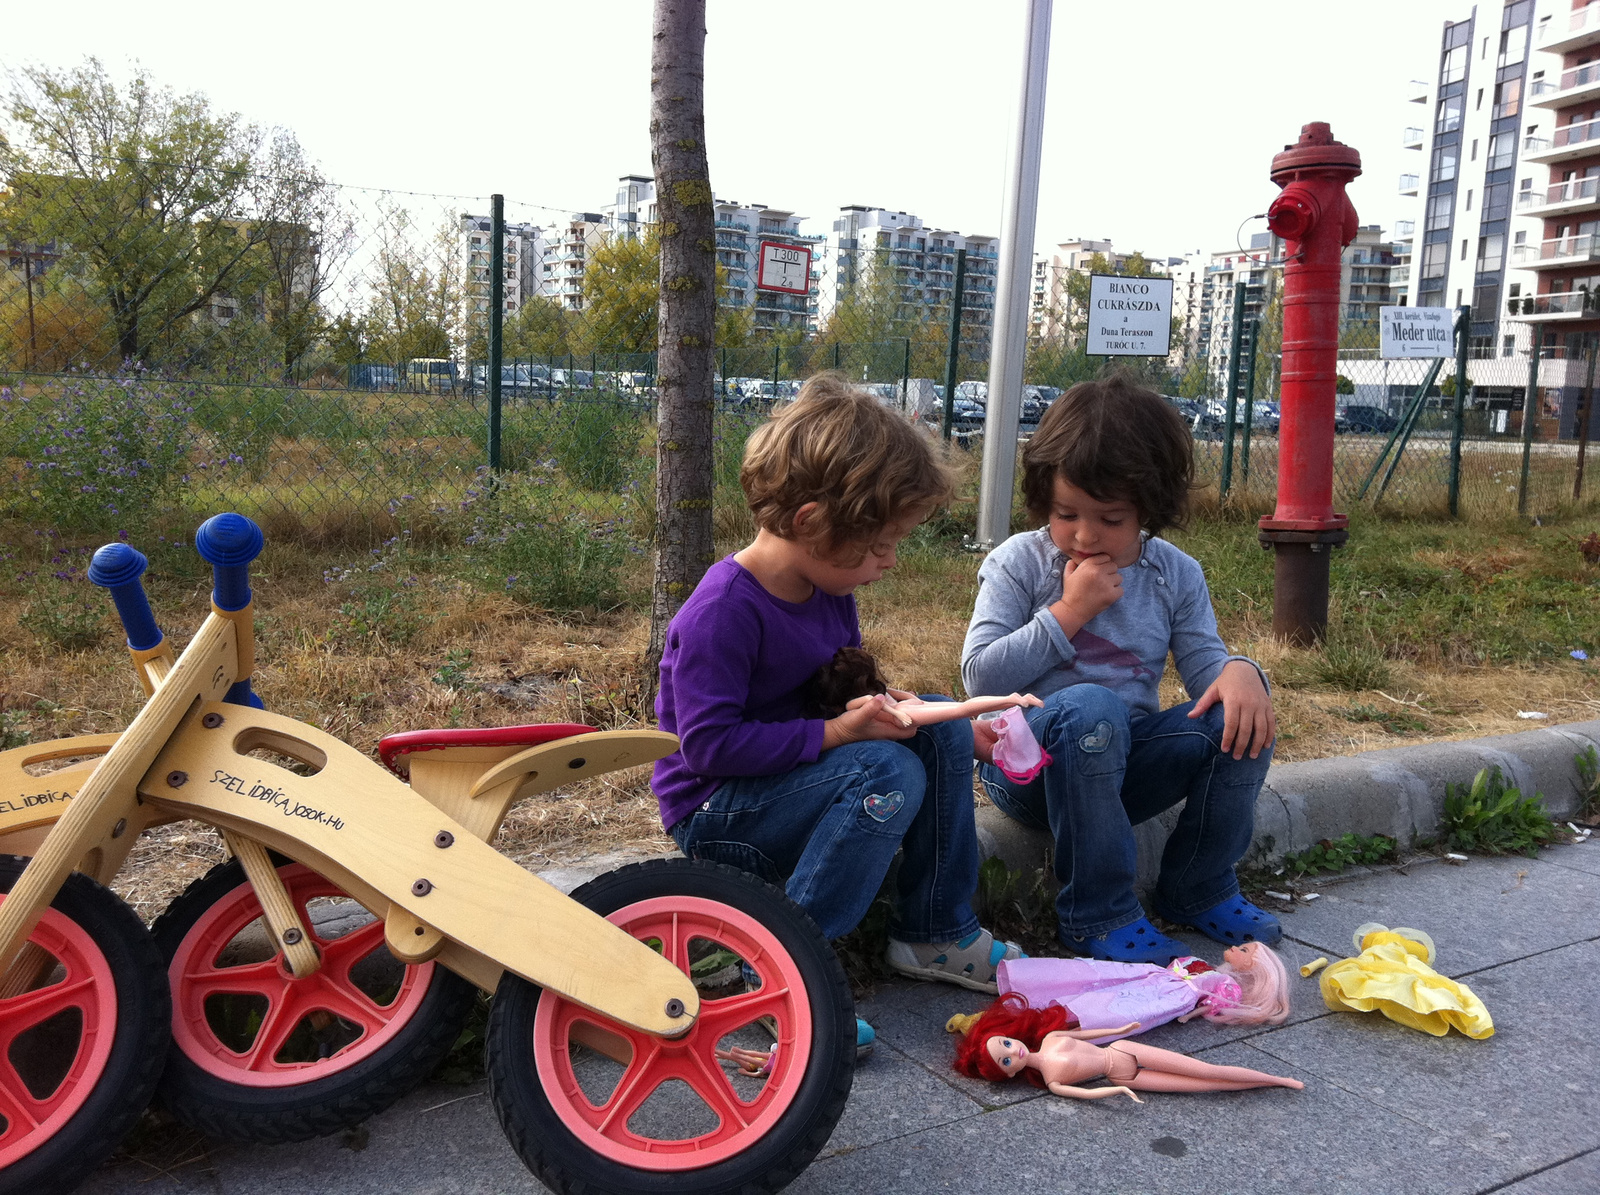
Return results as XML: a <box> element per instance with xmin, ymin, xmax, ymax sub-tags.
<box><xmin>1521</xmin><ymin>117</ymin><xmax>1600</xmax><ymax>164</ymax></box>
<box><xmin>1517</xmin><ymin>175</ymin><xmax>1600</xmax><ymax>217</ymax></box>
<box><xmin>1402</xmin><ymin>127</ymin><xmax>1424</xmax><ymax>150</ymax></box>
<box><xmin>1399</xmin><ymin>173</ymin><xmax>1419</xmax><ymax>196</ymax></box>
<box><xmin>1537</xmin><ymin>2</ymin><xmax>1600</xmax><ymax>55</ymax></box>
<box><xmin>1407</xmin><ymin>79</ymin><xmax>1428</xmax><ymax>104</ymax></box>
<box><xmin>1512</xmin><ymin>233</ymin><xmax>1600</xmax><ymax>268</ymax></box>
<box><xmin>1391</xmin><ymin>265</ymin><xmax>1411</xmax><ymax>285</ymax></box>
<box><xmin>1506</xmin><ymin>290</ymin><xmax>1600</xmax><ymax>321</ymax></box>
<box><xmin>1531</xmin><ymin>62</ymin><xmax>1600</xmax><ymax>111</ymax></box>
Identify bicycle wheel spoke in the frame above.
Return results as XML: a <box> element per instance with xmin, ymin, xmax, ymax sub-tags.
<box><xmin>682</xmin><ymin>1043</ymin><xmax>753</xmax><ymax>1133</ymax></box>
<box><xmin>0</xmin><ymin>976</ymin><xmax>94</xmax><ymax>1041</ymax></box>
<box><xmin>239</xmin><ymin>987</ymin><xmax>309</xmax><ymax>1070</ymax></box>
<box><xmin>0</xmin><ymin>1059</ymin><xmax>41</xmax><ymax>1135</ymax></box>
<box><xmin>694</xmin><ymin>985</ymin><xmax>793</xmax><ymax>1042</ymax></box>
<box><xmin>315</xmin><ymin>919</ymin><xmax>385</xmax><ymax>974</ymax></box>
<box><xmin>180</xmin><ymin>957</ymin><xmax>285</xmax><ymax>1000</ymax></box>
<box><xmin>300</xmin><ymin>975</ymin><xmax>389</xmax><ymax>1037</ymax></box>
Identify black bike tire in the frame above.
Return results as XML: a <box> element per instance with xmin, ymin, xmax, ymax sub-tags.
<box><xmin>0</xmin><ymin>855</ymin><xmax>170</xmax><ymax>1195</ymax></box>
<box><xmin>150</xmin><ymin>856</ymin><xmax>477</xmax><ymax>1144</ymax></box>
<box><xmin>486</xmin><ymin>857</ymin><xmax>855</xmax><ymax>1195</ymax></box>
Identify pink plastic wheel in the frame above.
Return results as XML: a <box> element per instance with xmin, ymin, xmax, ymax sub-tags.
<box><xmin>531</xmin><ymin>895</ymin><xmax>814</xmax><ymax>1171</ymax></box>
<box><xmin>0</xmin><ymin>899</ymin><xmax>118</xmax><ymax>1168</ymax></box>
<box><xmin>167</xmin><ymin>864</ymin><xmax>432</xmax><ymax>1088</ymax></box>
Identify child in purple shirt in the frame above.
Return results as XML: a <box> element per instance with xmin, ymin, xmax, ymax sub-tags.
<box><xmin>655</xmin><ymin>375</ymin><xmax>1022</xmax><ymax>1025</ymax></box>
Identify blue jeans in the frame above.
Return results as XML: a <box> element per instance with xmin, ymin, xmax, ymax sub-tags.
<box><xmin>671</xmin><ymin>703</ymin><xmax>981</xmax><ymax>944</ymax></box>
<box><xmin>979</xmin><ymin>685</ymin><xmax>1271</xmax><ymax>941</ymax></box>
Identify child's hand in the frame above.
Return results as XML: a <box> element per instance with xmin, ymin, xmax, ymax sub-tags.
<box><xmin>1050</xmin><ymin>554</ymin><xmax>1124</xmax><ymax>637</ymax></box>
<box><xmin>972</xmin><ymin>717</ymin><xmax>998</xmax><ymax>764</ymax></box>
<box><xmin>1189</xmin><ymin>660</ymin><xmax>1276</xmax><ymax>759</ymax></box>
<box><xmin>822</xmin><ymin>694</ymin><xmax>916</xmax><ymax>750</ymax></box>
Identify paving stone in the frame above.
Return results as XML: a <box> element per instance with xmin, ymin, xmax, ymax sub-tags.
<box><xmin>1537</xmin><ymin>840</ymin><xmax>1600</xmax><ymax>878</ymax></box>
<box><xmin>1247</xmin><ymin>940</ymin><xmax>1600</xmax><ymax>1176</ymax></box>
<box><xmin>214</xmin><ymin>1084</ymin><xmax>543</xmax><ymax>1195</ymax></box>
<box><xmin>1271</xmin><ymin>854</ymin><xmax>1599</xmax><ymax>976</ymax></box>
<box><xmin>790</xmin><ymin>1039</ymin><xmax>1513</xmax><ymax>1195</ymax></box>
<box><xmin>1494</xmin><ymin>1148</ymin><xmax>1600</xmax><ymax>1193</ymax></box>
<box><xmin>817</xmin><ymin>1041</ymin><xmax>982</xmax><ymax>1156</ymax></box>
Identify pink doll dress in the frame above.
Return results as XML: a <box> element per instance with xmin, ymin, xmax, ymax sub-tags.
<box><xmin>989</xmin><ymin>706</ymin><xmax>1052</xmax><ymax>784</ymax></box>
<box><xmin>996</xmin><ymin>956</ymin><xmax>1242</xmax><ymax>1043</ymax></box>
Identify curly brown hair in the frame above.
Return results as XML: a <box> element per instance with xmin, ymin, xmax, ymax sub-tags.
<box><xmin>1020</xmin><ymin>376</ymin><xmax>1194</xmax><ymax>535</ymax></box>
<box><xmin>741</xmin><ymin>372</ymin><xmax>955</xmax><ymax>562</ymax></box>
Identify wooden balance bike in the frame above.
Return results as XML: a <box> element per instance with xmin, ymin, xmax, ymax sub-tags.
<box><xmin>0</xmin><ymin>514</ymin><xmax>854</xmax><ymax>1195</ymax></box>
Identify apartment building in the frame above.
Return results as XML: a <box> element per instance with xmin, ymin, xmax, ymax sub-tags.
<box><xmin>712</xmin><ymin>200</ymin><xmax>822</xmax><ymax>334</ymax></box>
<box><xmin>459</xmin><ymin>214</ymin><xmax>545</xmax><ymax>325</ymax></box>
<box><xmin>540</xmin><ymin>213</ymin><xmax>610</xmax><ymax>312</ymax></box>
<box><xmin>1504</xmin><ymin>0</ymin><xmax>1600</xmax><ymax>437</ymax></box>
<box><xmin>1194</xmin><ymin>236</ymin><xmax>1280</xmax><ymax>390</ymax></box>
<box><xmin>819</xmin><ymin>206</ymin><xmax>998</xmax><ymax>349</ymax></box>
<box><xmin>1403</xmin><ymin>0</ymin><xmax>1545</xmax><ymax>419</ymax></box>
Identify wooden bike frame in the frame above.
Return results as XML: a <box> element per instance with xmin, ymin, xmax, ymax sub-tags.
<box><xmin>0</xmin><ymin>551</ymin><xmax>698</xmax><ymax>1039</ymax></box>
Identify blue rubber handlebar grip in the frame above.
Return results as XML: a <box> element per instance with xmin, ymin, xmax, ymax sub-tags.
<box><xmin>87</xmin><ymin>543</ymin><xmax>164</xmax><ymax>652</ymax></box>
<box><xmin>195</xmin><ymin>513</ymin><xmax>264</xmax><ymax>612</ymax></box>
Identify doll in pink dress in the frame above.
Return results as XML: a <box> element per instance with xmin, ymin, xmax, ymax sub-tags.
<box><xmin>993</xmin><ymin>941</ymin><xmax>1289</xmax><ymax>1042</ymax></box>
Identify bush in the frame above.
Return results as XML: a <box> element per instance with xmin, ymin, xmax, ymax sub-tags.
<box><xmin>465</xmin><ymin>489</ymin><xmax>629</xmax><ymax>614</ymax></box>
<box><xmin>551</xmin><ymin>397</ymin><xmax>644</xmax><ymax>491</ymax></box>
<box><xmin>19</xmin><ymin>550</ymin><xmax>108</xmax><ymax>651</ymax></box>
<box><xmin>5</xmin><ymin>371</ymin><xmax>227</xmax><ymax>531</ymax></box>
<box><xmin>1441</xmin><ymin>766</ymin><xmax>1560</xmax><ymax>856</ymax></box>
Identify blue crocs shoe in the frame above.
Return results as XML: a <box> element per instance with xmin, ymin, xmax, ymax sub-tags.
<box><xmin>856</xmin><ymin>1018</ymin><xmax>876</xmax><ymax>1060</ymax></box>
<box><xmin>1158</xmin><ymin>896</ymin><xmax>1283</xmax><ymax>947</ymax></box>
<box><xmin>1063</xmin><ymin>916</ymin><xmax>1185</xmax><ymax>965</ymax></box>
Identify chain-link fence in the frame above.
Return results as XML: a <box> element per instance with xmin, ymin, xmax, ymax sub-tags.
<box><xmin>3</xmin><ymin>151</ymin><xmax>1596</xmax><ymax>560</ymax></box>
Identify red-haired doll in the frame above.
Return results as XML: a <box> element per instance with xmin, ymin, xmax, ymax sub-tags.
<box><xmin>952</xmin><ymin>993</ymin><xmax>1303</xmax><ymax>1102</ymax></box>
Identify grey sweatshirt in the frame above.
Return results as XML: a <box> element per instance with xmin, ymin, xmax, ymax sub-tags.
<box><xmin>961</xmin><ymin>528</ymin><xmax>1265</xmax><ymax>720</ymax></box>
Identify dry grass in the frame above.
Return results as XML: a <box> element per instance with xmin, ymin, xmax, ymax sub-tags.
<box><xmin>3</xmin><ymin>498</ymin><xmax>1597</xmax><ymax>918</ymax></box>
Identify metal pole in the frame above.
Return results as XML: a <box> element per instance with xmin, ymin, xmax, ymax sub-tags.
<box><xmin>942</xmin><ymin>248</ymin><xmax>969</xmax><ymax>441</ymax></box>
<box><xmin>1359</xmin><ymin>355</ymin><xmax>1443</xmax><ymax>499</ymax></box>
<box><xmin>900</xmin><ymin>337</ymin><xmax>911</xmax><ymax>411</ymax></box>
<box><xmin>23</xmin><ymin>251</ymin><xmax>37</xmax><ymax>372</ymax></box>
<box><xmin>976</xmin><ymin>0</ymin><xmax>1052</xmax><ymax>548</ymax></box>
<box><xmin>1575</xmin><ymin>336</ymin><xmax>1596</xmax><ymax>500</ymax></box>
<box><xmin>1220</xmin><ymin>281</ymin><xmax>1246</xmax><ymax>497</ymax></box>
<box><xmin>772</xmin><ymin>344</ymin><xmax>780</xmax><ymax>401</ymax></box>
<box><xmin>1448</xmin><ymin>304</ymin><xmax>1469</xmax><ymax>516</ymax></box>
<box><xmin>1241</xmin><ymin>317</ymin><xmax>1260</xmax><ymax>484</ymax></box>
<box><xmin>1517</xmin><ymin>330</ymin><xmax>1540</xmax><ymax>517</ymax></box>
<box><xmin>488</xmin><ymin>194</ymin><xmax>504</xmax><ymax>473</ymax></box>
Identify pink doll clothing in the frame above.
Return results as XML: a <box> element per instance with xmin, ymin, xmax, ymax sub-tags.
<box><xmin>989</xmin><ymin>706</ymin><xmax>1052</xmax><ymax>784</ymax></box>
<box><xmin>996</xmin><ymin>956</ymin><xmax>1241</xmax><ymax>1043</ymax></box>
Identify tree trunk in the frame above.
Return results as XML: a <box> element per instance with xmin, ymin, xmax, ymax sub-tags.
<box><xmin>647</xmin><ymin>0</ymin><xmax>717</xmax><ymax>671</ymax></box>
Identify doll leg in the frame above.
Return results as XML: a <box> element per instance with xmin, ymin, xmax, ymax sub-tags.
<box><xmin>1117</xmin><ymin>1042</ymin><xmax>1303</xmax><ymax>1090</ymax></box>
<box><xmin>1128</xmin><ymin>1071</ymin><xmax>1303</xmax><ymax>1093</ymax></box>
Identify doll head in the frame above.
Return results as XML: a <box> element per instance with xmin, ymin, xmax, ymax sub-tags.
<box><xmin>1206</xmin><ymin>941</ymin><xmax>1290</xmax><ymax>1025</ymax></box>
<box><xmin>804</xmin><ymin>646</ymin><xmax>887</xmax><ymax>718</ymax></box>
<box><xmin>951</xmin><ymin>993</ymin><xmax>1077</xmax><ymax>1087</ymax></box>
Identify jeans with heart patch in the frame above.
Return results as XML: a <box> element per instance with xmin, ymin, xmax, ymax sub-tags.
<box><xmin>671</xmin><ymin>700</ymin><xmax>981</xmax><ymax>944</ymax></box>
<box><xmin>978</xmin><ymin>684</ymin><xmax>1271</xmax><ymax>941</ymax></box>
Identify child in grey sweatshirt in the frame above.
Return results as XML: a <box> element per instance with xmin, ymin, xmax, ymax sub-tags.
<box><xmin>962</xmin><ymin>377</ymin><xmax>1279</xmax><ymax>965</ymax></box>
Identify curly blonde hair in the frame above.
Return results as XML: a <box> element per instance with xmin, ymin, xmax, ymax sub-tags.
<box><xmin>740</xmin><ymin>372</ymin><xmax>954</xmax><ymax>562</ymax></box>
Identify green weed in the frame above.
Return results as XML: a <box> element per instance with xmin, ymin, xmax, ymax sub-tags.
<box><xmin>433</xmin><ymin>648</ymin><xmax>475</xmax><ymax>691</ymax></box>
<box><xmin>1441</xmin><ymin>766</ymin><xmax>1561</xmax><ymax>856</ymax></box>
<box><xmin>0</xmin><ymin>707</ymin><xmax>29</xmax><ymax>750</ymax></box>
<box><xmin>1576</xmin><ymin>745</ymin><xmax>1599</xmax><ymax>821</ymax></box>
<box><xmin>20</xmin><ymin>574</ymin><xmax>107</xmax><ymax>651</ymax></box>
<box><xmin>1281</xmin><ymin>832</ymin><xmax>1397</xmax><ymax>877</ymax></box>
<box><xmin>430</xmin><ymin>991</ymin><xmax>491</xmax><ymax>1085</ymax></box>
<box><xmin>476</xmin><ymin>510</ymin><xmax>629</xmax><ymax>615</ymax></box>
<box><xmin>1334</xmin><ymin>703</ymin><xmax>1428</xmax><ymax>735</ymax></box>
<box><xmin>973</xmin><ymin>857</ymin><xmax>1057</xmax><ymax>955</ymax></box>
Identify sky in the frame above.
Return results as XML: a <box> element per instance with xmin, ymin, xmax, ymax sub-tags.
<box><xmin>1</xmin><ymin>0</ymin><xmax>1466</xmax><ymax>260</ymax></box>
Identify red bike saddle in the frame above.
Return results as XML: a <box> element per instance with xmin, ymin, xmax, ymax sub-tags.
<box><xmin>378</xmin><ymin>724</ymin><xmax>597</xmax><ymax>778</ymax></box>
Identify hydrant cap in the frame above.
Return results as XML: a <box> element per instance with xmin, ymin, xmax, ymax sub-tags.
<box><xmin>1271</xmin><ymin>121</ymin><xmax>1362</xmax><ymax>184</ymax></box>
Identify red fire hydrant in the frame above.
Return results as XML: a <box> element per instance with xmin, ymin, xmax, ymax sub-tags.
<box><xmin>1258</xmin><ymin>122</ymin><xmax>1361</xmax><ymax>645</ymax></box>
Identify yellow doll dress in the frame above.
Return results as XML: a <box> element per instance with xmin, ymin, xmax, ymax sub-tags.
<box><xmin>1319</xmin><ymin>924</ymin><xmax>1494</xmax><ymax>1039</ymax></box>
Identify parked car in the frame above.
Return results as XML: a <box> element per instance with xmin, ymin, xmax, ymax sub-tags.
<box><xmin>1250</xmin><ymin>402</ymin><xmax>1280</xmax><ymax>433</ymax></box>
<box><xmin>1339</xmin><ymin>404</ymin><xmax>1398</xmax><ymax>434</ymax></box>
<box><xmin>955</xmin><ymin>380</ymin><xmax>988</xmax><ymax>403</ymax></box>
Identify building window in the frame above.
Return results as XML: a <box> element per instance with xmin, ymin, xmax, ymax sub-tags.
<box><xmin>1484</xmin><ymin>182</ymin><xmax>1511</xmax><ymax>219</ymax></box>
<box><xmin>1426</xmin><ymin>193</ymin><xmax>1454</xmax><ymax>230</ymax></box>
<box><xmin>1477</xmin><ymin>234</ymin><xmax>1504</xmax><ymax>272</ymax></box>
<box><xmin>1443</xmin><ymin>44</ymin><xmax>1467</xmax><ymax>84</ymax></box>
<box><xmin>1502</xmin><ymin>335</ymin><xmax>1515</xmax><ymax>357</ymax></box>
<box><xmin>1433</xmin><ymin>143</ymin><xmax>1458</xmax><ymax>181</ymax></box>
<box><xmin>1461</xmin><ymin>238</ymin><xmax>1469</xmax><ymax>261</ymax></box>
<box><xmin>1422</xmin><ymin>241</ymin><xmax>1449</xmax><ymax>278</ymax></box>
<box><xmin>1486</xmin><ymin>133</ymin><xmax>1513</xmax><ymax>169</ymax></box>
<box><xmin>1465</xmin><ymin>189</ymin><xmax>1474</xmax><ymax>211</ymax></box>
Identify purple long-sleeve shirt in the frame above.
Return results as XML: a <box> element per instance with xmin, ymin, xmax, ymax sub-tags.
<box><xmin>652</xmin><ymin>556</ymin><xmax>861</xmax><ymax>830</ymax></box>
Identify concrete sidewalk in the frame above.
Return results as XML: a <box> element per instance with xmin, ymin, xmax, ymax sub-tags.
<box><xmin>83</xmin><ymin>841</ymin><xmax>1600</xmax><ymax>1195</ymax></box>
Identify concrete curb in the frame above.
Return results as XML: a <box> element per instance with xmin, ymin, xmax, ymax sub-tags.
<box><xmin>975</xmin><ymin>718</ymin><xmax>1600</xmax><ymax>891</ymax></box>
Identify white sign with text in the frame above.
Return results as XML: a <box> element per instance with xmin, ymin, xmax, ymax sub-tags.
<box><xmin>756</xmin><ymin>241</ymin><xmax>812</xmax><ymax>294</ymax></box>
<box><xmin>1086</xmin><ymin>275</ymin><xmax>1174</xmax><ymax>356</ymax></box>
<box><xmin>1380</xmin><ymin>306</ymin><xmax>1454</xmax><ymax>358</ymax></box>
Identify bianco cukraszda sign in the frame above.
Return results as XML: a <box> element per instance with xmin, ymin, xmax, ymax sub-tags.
<box><xmin>1087</xmin><ymin>275</ymin><xmax>1174</xmax><ymax>356</ymax></box>
<box><xmin>1380</xmin><ymin>306</ymin><xmax>1454</xmax><ymax>358</ymax></box>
